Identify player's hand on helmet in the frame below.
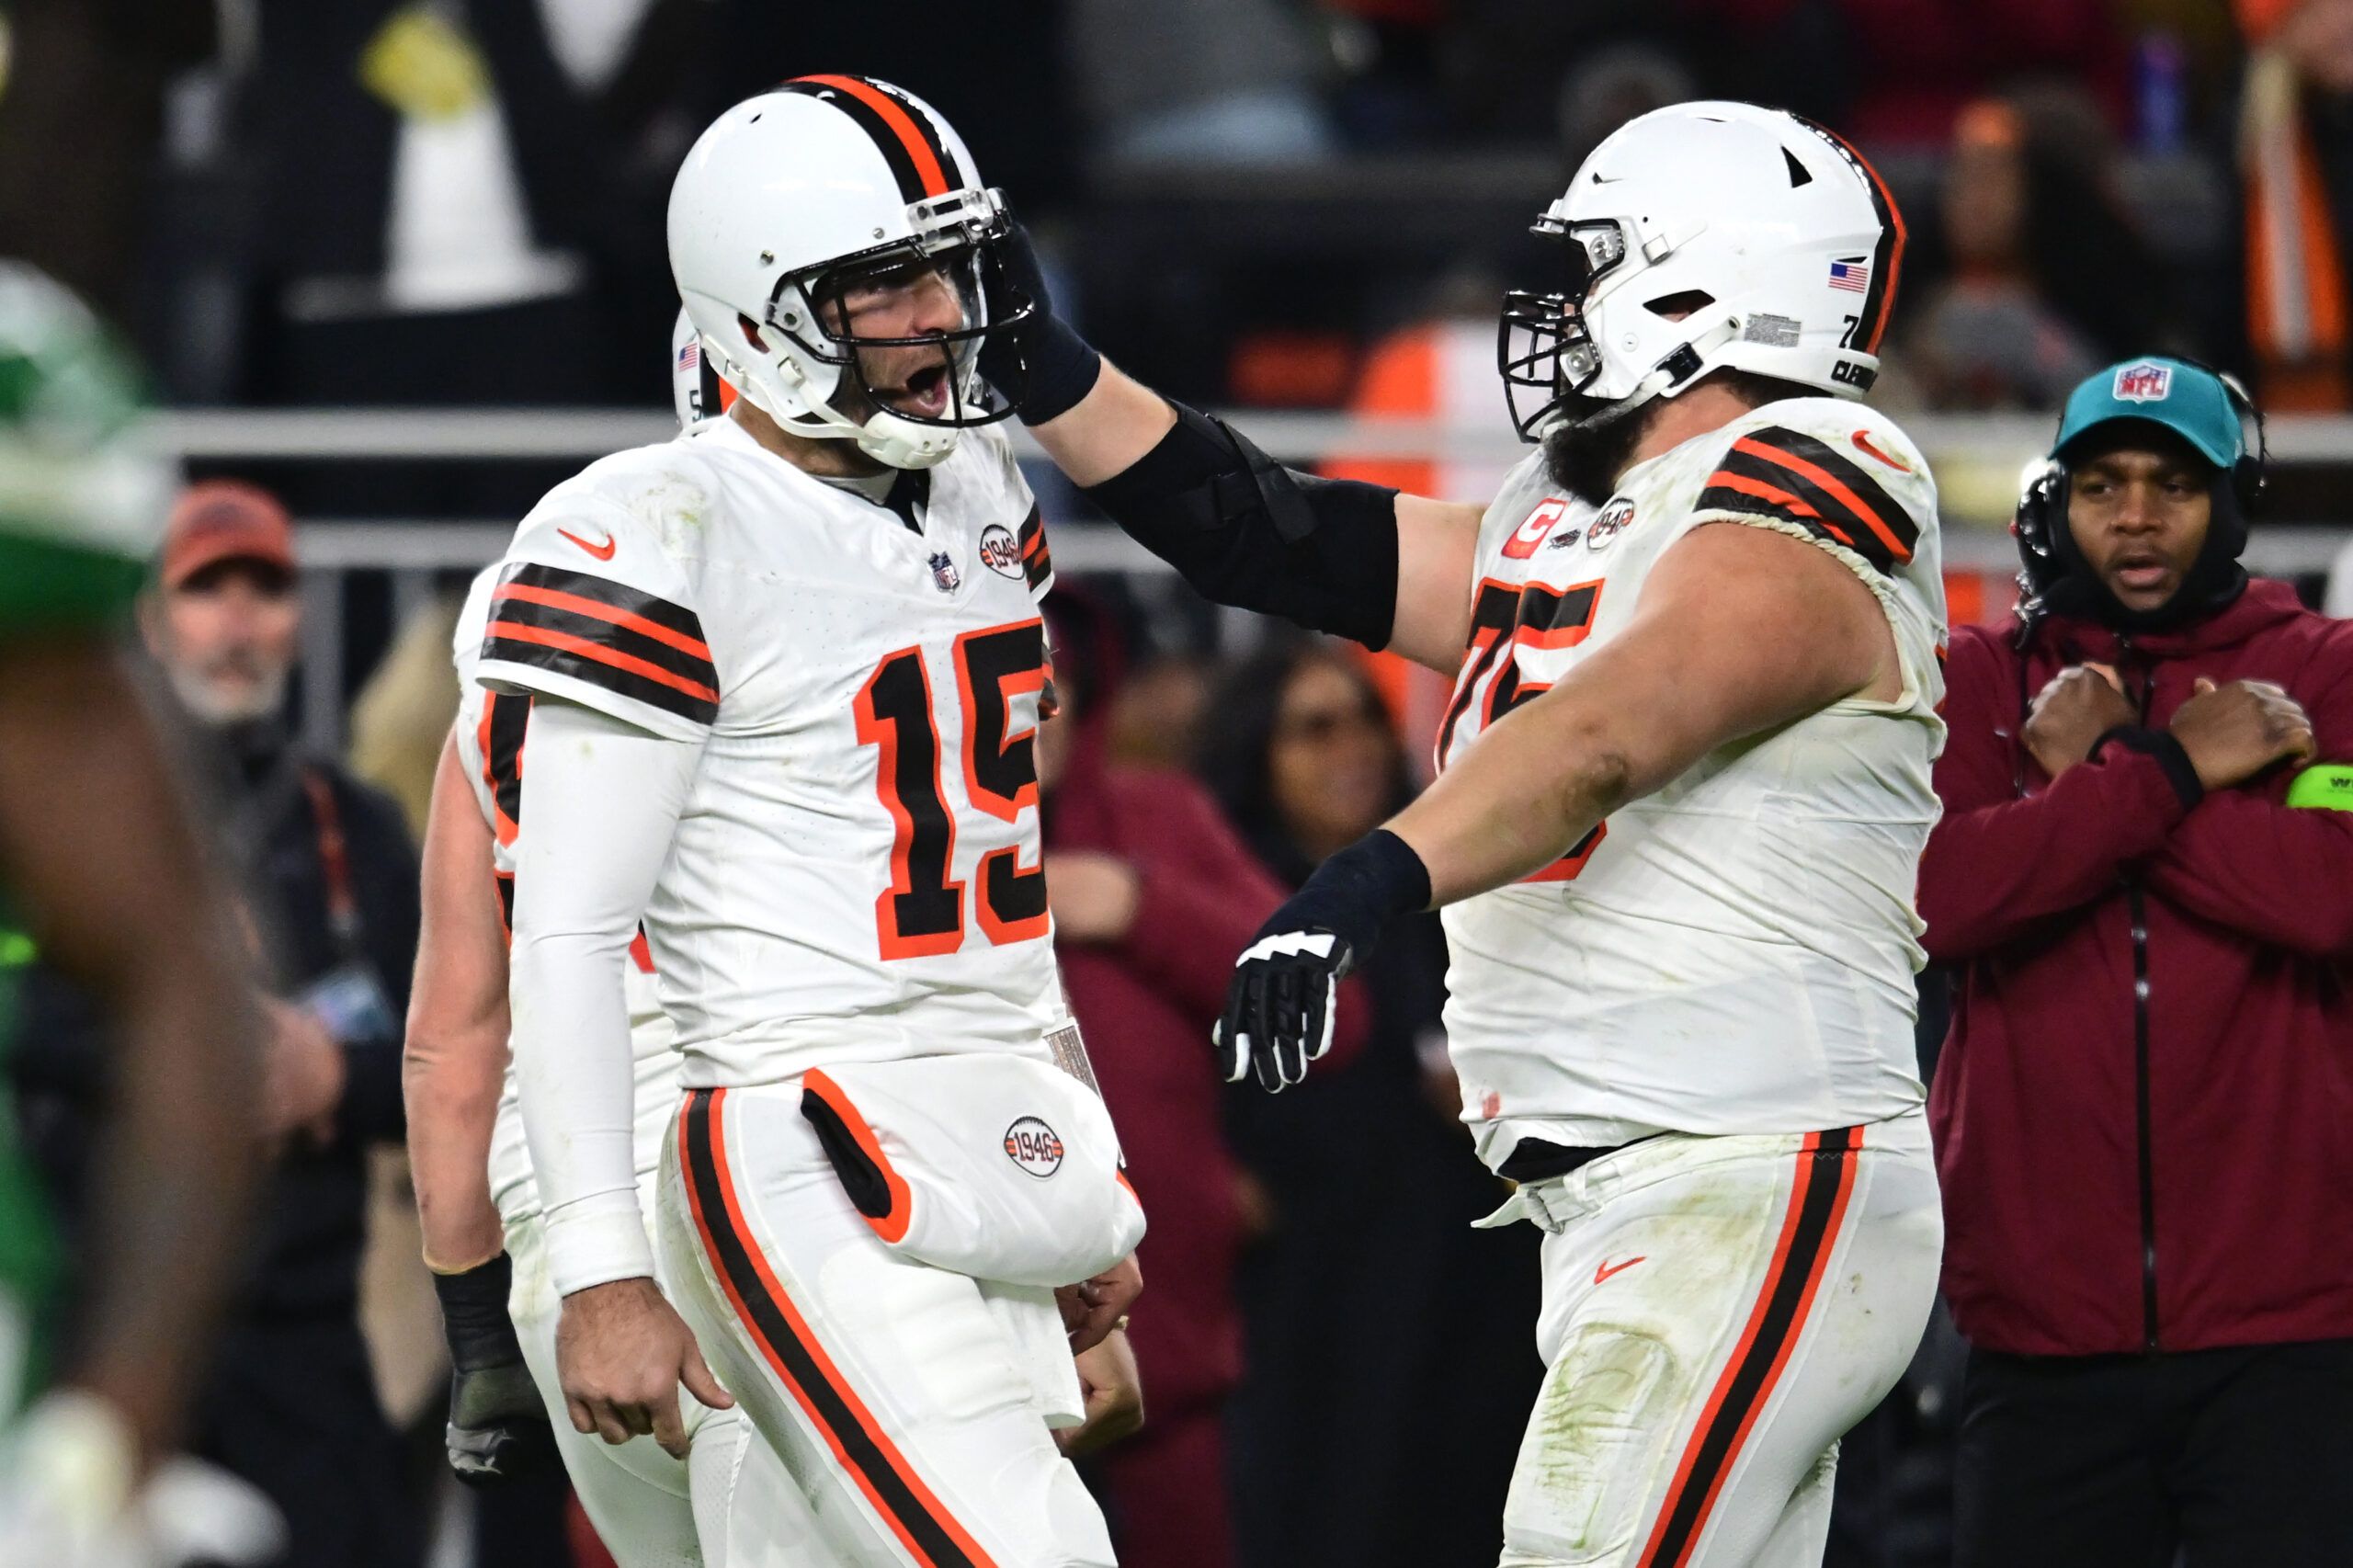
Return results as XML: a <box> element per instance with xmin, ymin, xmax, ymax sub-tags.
<box><xmin>976</xmin><ymin>213</ymin><xmax>1101</xmax><ymax>424</ymax></box>
<box><xmin>1214</xmin><ymin>829</ymin><xmax>1431</xmax><ymax>1093</ymax></box>
<box><xmin>432</xmin><ymin>1254</ymin><xmax>557</xmax><ymax>1487</ymax></box>
<box><xmin>555</xmin><ymin>1276</ymin><xmax>733</xmax><ymax>1459</ymax></box>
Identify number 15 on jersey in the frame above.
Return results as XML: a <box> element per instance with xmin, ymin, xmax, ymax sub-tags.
<box><xmin>856</xmin><ymin>618</ymin><xmax>1050</xmax><ymax>960</ymax></box>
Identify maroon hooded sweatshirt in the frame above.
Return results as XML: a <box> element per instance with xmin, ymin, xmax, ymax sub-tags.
<box><xmin>1924</xmin><ymin>578</ymin><xmax>2353</xmax><ymax>1357</ymax></box>
<box><xmin>1040</xmin><ymin>614</ymin><xmax>1370</xmax><ymax>1417</ymax></box>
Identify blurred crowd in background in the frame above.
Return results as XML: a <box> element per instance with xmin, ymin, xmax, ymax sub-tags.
<box><xmin>6</xmin><ymin>0</ymin><xmax>2353</xmax><ymax>426</ymax></box>
<box><xmin>4</xmin><ymin>2</ymin><xmax>2353</xmax><ymax>1567</ymax></box>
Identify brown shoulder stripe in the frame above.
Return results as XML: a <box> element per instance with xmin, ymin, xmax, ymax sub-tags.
<box><xmin>1704</xmin><ymin>427</ymin><xmax>1916</xmax><ymax>574</ymax></box>
<box><xmin>1017</xmin><ymin>506</ymin><xmax>1051</xmax><ymax>591</ymax></box>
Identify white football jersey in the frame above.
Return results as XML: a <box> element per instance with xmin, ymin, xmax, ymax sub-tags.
<box><xmin>450</xmin><ymin>568</ymin><xmax>677</xmax><ymax>1221</ymax></box>
<box><xmin>478</xmin><ymin>418</ymin><xmax>1063</xmax><ymax>1087</ymax></box>
<box><xmin>1438</xmin><ymin>396</ymin><xmax>1948</xmax><ymax>1163</ymax></box>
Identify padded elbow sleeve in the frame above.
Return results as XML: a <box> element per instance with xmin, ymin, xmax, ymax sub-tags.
<box><xmin>1081</xmin><ymin>402</ymin><xmax>1401</xmax><ymax>649</ymax></box>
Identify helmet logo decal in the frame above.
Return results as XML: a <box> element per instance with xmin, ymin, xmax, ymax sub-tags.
<box><xmin>1828</xmin><ymin>257</ymin><xmax>1870</xmax><ymax>294</ymax></box>
<box><xmin>2113</xmin><ymin>361</ymin><xmax>2172</xmax><ymax>403</ymax></box>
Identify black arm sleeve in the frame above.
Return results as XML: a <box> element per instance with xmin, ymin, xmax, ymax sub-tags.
<box><xmin>1081</xmin><ymin>401</ymin><xmax>1402</xmax><ymax>650</ymax></box>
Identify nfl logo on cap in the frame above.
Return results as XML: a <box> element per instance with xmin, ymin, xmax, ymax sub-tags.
<box><xmin>2113</xmin><ymin>361</ymin><xmax>2172</xmax><ymax>403</ymax></box>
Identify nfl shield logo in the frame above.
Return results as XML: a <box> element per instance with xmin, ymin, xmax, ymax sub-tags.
<box><xmin>927</xmin><ymin>551</ymin><xmax>961</xmax><ymax>593</ymax></box>
<box><xmin>2114</xmin><ymin>361</ymin><xmax>2172</xmax><ymax>403</ymax></box>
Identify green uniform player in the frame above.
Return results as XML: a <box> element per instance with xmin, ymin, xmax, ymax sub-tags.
<box><xmin>0</xmin><ymin>262</ymin><xmax>169</xmax><ymax>1408</ymax></box>
<box><xmin>0</xmin><ymin>265</ymin><xmax>253</xmax><ymax>1558</ymax></box>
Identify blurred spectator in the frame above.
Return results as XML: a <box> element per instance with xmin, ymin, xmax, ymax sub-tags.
<box><xmin>1037</xmin><ymin>591</ymin><xmax>1308</xmax><ymax>1568</ymax></box>
<box><xmin>347</xmin><ymin>588</ymin><xmax>465</xmax><ymax>837</ymax></box>
<box><xmin>0</xmin><ymin>0</ymin><xmax>215</xmax><ymax>317</ymax></box>
<box><xmin>1895</xmin><ymin>95</ymin><xmax>2177</xmax><ymax>410</ymax></box>
<box><xmin>2240</xmin><ymin>0</ymin><xmax>2353</xmax><ymax>406</ymax></box>
<box><xmin>1808</xmin><ymin>0</ymin><xmax>2131</xmax><ymax>148</ymax></box>
<box><xmin>1920</xmin><ymin>360</ymin><xmax>2353</xmax><ymax>1565</ymax></box>
<box><xmin>139</xmin><ymin>480</ymin><xmax>426</xmax><ymax>1568</ymax></box>
<box><xmin>221</xmin><ymin>3</ymin><xmax>687</xmax><ymax>515</ymax></box>
<box><xmin>1066</xmin><ymin>0</ymin><xmax>1336</xmax><ymax>165</ymax></box>
<box><xmin>1199</xmin><ymin>639</ymin><xmax>1541</xmax><ymax>1568</ymax></box>
<box><xmin>344</xmin><ymin>591</ymin><xmax>471</xmax><ymax>1451</ymax></box>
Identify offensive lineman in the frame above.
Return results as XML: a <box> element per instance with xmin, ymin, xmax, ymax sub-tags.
<box><xmin>485</xmin><ymin>82</ymin><xmax>1138</xmax><ymax>1567</ymax></box>
<box><xmin>997</xmin><ymin>103</ymin><xmax>1946</xmax><ymax>1566</ymax></box>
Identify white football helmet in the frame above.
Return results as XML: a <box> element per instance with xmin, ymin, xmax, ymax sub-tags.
<box><xmin>670</xmin><ymin>306</ymin><xmax>734</xmax><ymax>427</ymax></box>
<box><xmin>1499</xmin><ymin>101</ymin><xmax>1905</xmax><ymax>439</ymax></box>
<box><xmin>667</xmin><ymin>76</ymin><xmax>1030</xmax><ymax>469</ymax></box>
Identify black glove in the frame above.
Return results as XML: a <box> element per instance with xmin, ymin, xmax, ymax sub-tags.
<box><xmin>979</xmin><ymin>216</ymin><xmax>1102</xmax><ymax>424</ymax></box>
<box><xmin>1216</xmin><ymin>830</ymin><xmax>1432</xmax><ymax>1093</ymax></box>
<box><xmin>434</xmin><ymin>1254</ymin><xmax>556</xmax><ymax>1488</ymax></box>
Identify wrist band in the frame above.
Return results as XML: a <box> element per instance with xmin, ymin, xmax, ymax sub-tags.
<box><xmin>1014</xmin><ymin>315</ymin><xmax>1101</xmax><ymax>424</ymax></box>
<box><xmin>2091</xmin><ymin>725</ymin><xmax>2203</xmax><ymax>812</ymax></box>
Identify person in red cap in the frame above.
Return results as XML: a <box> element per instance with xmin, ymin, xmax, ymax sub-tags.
<box><xmin>147</xmin><ymin>480</ymin><xmax>301</xmax><ymax>726</ymax></box>
<box><xmin>130</xmin><ymin>476</ymin><xmax>429</xmax><ymax>1568</ymax></box>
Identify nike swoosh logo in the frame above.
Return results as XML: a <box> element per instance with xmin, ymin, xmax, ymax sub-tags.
<box><xmin>1594</xmin><ymin>1256</ymin><xmax>1646</xmax><ymax>1285</ymax></box>
<box><xmin>558</xmin><ymin>527</ymin><xmax>618</xmax><ymax>562</ymax></box>
<box><xmin>1850</xmin><ymin>429</ymin><xmax>1913</xmax><ymax>474</ymax></box>
<box><xmin>1591</xmin><ymin>171</ymin><xmax>1622</xmax><ymax>184</ymax></box>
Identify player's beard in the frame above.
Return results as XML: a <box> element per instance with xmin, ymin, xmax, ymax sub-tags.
<box><xmin>1541</xmin><ymin>391</ymin><xmax>1657</xmax><ymax>506</ymax></box>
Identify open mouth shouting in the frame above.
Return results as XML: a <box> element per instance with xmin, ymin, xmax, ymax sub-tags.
<box><xmin>885</xmin><ymin>361</ymin><xmax>954</xmax><ymax>418</ymax></box>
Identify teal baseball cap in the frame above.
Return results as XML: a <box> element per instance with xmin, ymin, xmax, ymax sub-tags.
<box><xmin>2052</xmin><ymin>357</ymin><xmax>2245</xmax><ymax>470</ymax></box>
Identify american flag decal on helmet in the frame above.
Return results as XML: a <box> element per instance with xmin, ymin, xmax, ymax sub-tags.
<box><xmin>1828</xmin><ymin>257</ymin><xmax>1870</xmax><ymax>293</ymax></box>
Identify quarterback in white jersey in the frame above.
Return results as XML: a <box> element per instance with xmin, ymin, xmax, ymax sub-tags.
<box><xmin>1013</xmin><ymin>103</ymin><xmax>1944</xmax><ymax>1566</ymax></box>
<box><xmin>491</xmin><ymin>81</ymin><xmax>1139</xmax><ymax>1568</ymax></box>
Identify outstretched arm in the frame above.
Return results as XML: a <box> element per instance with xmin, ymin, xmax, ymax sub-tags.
<box><xmin>1392</xmin><ymin>520</ymin><xmax>1897</xmax><ymax>901</ymax></box>
<box><xmin>1211</xmin><ymin>520</ymin><xmax>1902</xmax><ymax>1090</ymax></box>
<box><xmin>1017</xmin><ymin>328</ymin><xmax>1483</xmax><ymax>670</ymax></box>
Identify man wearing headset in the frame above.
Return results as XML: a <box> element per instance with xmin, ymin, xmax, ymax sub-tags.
<box><xmin>1920</xmin><ymin>357</ymin><xmax>2353</xmax><ymax>1566</ymax></box>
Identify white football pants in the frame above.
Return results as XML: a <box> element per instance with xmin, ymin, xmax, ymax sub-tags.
<box><xmin>1489</xmin><ymin>1111</ymin><xmax>1941</xmax><ymax>1567</ymax></box>
<box><xmin>507</xmin><ymin>1167</ymin><xmax>816</xmax><ymax>1567</ymax></box>
<box><xmin>656</xmin><ymin>1083</ymin><xmax>1116</xmax><ymax>1568</ymax></box>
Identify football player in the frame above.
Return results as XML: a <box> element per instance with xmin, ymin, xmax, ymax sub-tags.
<box><xmin>402</xmin><ymin>316</ymin><xmax>807</xmax><ymax>1564</ymax></box>
<box><xmin>995</xmin><ymin>102</ymin><xmax>1946</xmax><ymax>1567</ymax></box>
<box><xmin>482</xmin><ymin>81</ymin><xmax>1138</xmax><ymax>1567</ymax></box>
<box><xmin>0</xmin><ymin>267</ymin><xmax>256</xmax><ymax>1557</ymax></box>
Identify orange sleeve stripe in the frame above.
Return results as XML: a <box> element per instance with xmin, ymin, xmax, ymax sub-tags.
<box><xmin>493</xmin><ymin>581</ymin><xmax>713</xmax><ymax>661</ymax></box>
<box><xmin>1703</xmin><ymin>469</ymin><xmax>1861</xmax><ymax>550</ymax></box>
<box><xmin>1731</xmin><ymin>438</ymin><xmax>1911</xmax><ymax>562</ymax></box>
<box><xmin>485</xmin><ymin>619</ymin><xmax>721</xmax><ymax>703</ymax></box>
